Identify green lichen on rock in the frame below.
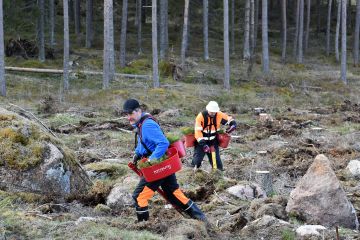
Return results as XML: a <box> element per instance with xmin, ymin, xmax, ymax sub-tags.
<box><xmin>0</xmin><ymin>124</ymin><xmax>46</xmax><ymax>171</ymax></box>
<box><xmin>0</xmin><ymin>113</ymin><xmax>66</xmax><ymax>171</ymax></box>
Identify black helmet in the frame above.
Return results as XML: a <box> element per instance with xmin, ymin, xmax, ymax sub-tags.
<box><xmin>123</xmin><ymin>99</ymin><xmax>140</xmax><ymax>113</ymax></box>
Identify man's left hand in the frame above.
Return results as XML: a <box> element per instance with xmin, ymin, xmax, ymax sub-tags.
<box><xmin>133</xmin><ymin>154</ymin><xmax>141</xmax><ymax>165</ymax></box>
<box><xmin>226</xmin><ymin>125</ymin><xmax>236</xmax><ymax>134</ymax></box>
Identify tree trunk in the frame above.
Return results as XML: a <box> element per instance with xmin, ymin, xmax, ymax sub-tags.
<box><xmin>164</xmin><ymin>0</ymin><xmax>168</xmax><ymax>55</ymax></box>
<box><xmin>49</xmin><ymin>0</ymin><xmax>55</xmax><ymax>48</ymax></box>
<box><xmin>74</xmin><ymin>0</ymin><xmax>81</xmax><ymax>40</ymax></box>
<box><xmin>297</xmin><ymin>0</ymin><xmax>304</xmax><ymax>63</ymax></box>
<box><xmin>203</xmin><ymin>0</ymin><xmax>209</xmax><ymax>60</ymax></box>
<box><xmin>305</xmin><ymin>0</ymin><xmax>311</xmax><ymax>52</ymax></box>
<box><xmin>86</xmin><ymin>0</ymin><xmax>93</xmax><ymax>48</ymax></box>
<box><xmin>181</xmin><ymin>0</ymin><xmax>190</xmax><ymax>66</ymax></box>
<box><xmin>336</xmin><ymin>0</ymin><xmax>341</xmax><ymax>62</ymax></box>
<box><xmin>103</xmin><ymin>0</ymin><xmax>113</xmax><ymax>89</ymax></box>
<box><xmin>348</xmin><ymin>0</ymin><xmax>351</xmax><ymax>31</ymax></box>
<box><xmin>255</xmin><ymin>171</ymin><xmax>273</xmax><ymax>196</ymax></box>
<box><xmin>120</xmin><ymin>0</ymin><xmax>128</xmax><ymax>68</ymax></box>
<box><xmin>109</xmin><ymin>0</ymin><xmax>115</xmax><ymax>80</ymax></box>
<box><xmin>63</xmin><ymin>0</ymin><xmax>70</xmax><ymax>90</ymax></box>
<box><xmin>247</xmin><ymin>0</ymin><xmax>255</xmax><ymax>75</ymax></box>
<box><xmin>254</xmin><ymin>0</ymin><xmax>259</xmax><ymax>51</ymax></box>
<box><xmin>0</xmin><ymin>0</ymin><xmax>5</xmax><ymax>97</ymax></box>
<box><xmin>341</xmin><ymin>0</ymin><xmax>347</xmax><ymax>84</ymax></box>
<box><xmin>354</xmin><ymin>0</ymin><xmax>360</xmax><ymax>65</ymax></box>
<box><xmin>159</xmin><ymin>0</ymin><xmax>168</xmax><ymax>59</ymax></box>
<box><xmin>231</xmin><ymin>0</ymin><xmax>235</xmax><ymax>55</ymax></box>
<box><xmin>326</xmin><ymin>0</ymin><xmax>333</xmax><ymax>55</ymax></box>
<box><xmin>137</xmin><ymin>0</ymin><xmax>143</xmax><ymax>54</ymax></box>
<box><xmin>224</xmin><ymin>0</ymin><xmax>230</xmax><ymax>90</ymax></box>
<box><xmin>281</xmin><ymin>0</ymin><xmax>287</xmax><ymax>63</ymax></box>
<box><xmin>38</xmin><ymin>0</ymin><xmax>45</xmax><ymax>62</ymax></box>
<box><xmin>294</xmin><ymin>0</ymin><xmax>300</xmax><ymax>58</ymax></box>
<box><xmin>316</xmin><ymin>0</ymin><xmax>321</xmax><ymax>36</ymax></box>
<box><xmin>243</xmin><ymin>0</ymin><xmax>251</xmax><ymax>60</ymax></box>
<box><xmin>250</xmin><ymin>0</ymin><xmax>255</xmax><ymax>55</ymax></box>
<box><xmin>152</xmin><ymin>0</ymin><xmax>160</xmax><ymax>87</ymax></box>
<box><xmin>262</xmin><ymin>0</ymin><xmax>270</xmax><ymax>74</ymax></box>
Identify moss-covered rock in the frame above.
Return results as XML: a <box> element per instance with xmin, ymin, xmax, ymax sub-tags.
<box><xmin>85</xmin><ymin>162</ymin><xmax>127</xmax><ymax>179</ymax></box>
<box><xmin>0</xmin><ymin>107</ymin><xmax>91</xmax><ymax>200</ymax></box>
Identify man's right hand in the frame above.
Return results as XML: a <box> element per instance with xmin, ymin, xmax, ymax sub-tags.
<box><xmin>198</xmin><ymin>140</ymin><xmax>210</xmax><ymax>153</ymax></box>
<box><xmin>133</xmin><ymin>154</ymin><xmax>141</xmax><ymax>165</ymax></box>
<box><xmin>203</xmin><ymin>145</ymin><xmax>210</xmax><ymax>153</ymax></box>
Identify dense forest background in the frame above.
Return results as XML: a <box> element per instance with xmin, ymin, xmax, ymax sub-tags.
<box><xmin>0</xmin><ymin>1</ymin><xmax>360</xmax><ymax>239</ymax></box>
<box><xmin>0</xmin><ymin>0</ymin><xmax>359</xmax><ymax>96</ymax></box>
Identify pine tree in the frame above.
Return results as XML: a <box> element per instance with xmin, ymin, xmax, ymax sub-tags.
<box><xmin>262</xmin><ymin>0</ymin><xmax>270</xmax><ymax>74</ymax></box>
<box><xmin>49</xmin><ymin>0</ymin><xmax>56</xmax><ymax>48</ymax></box>
<box><xmin>224</xmin><ymin>0</ymin><xmax>230</xmax><ymax>90</ymax></box>
<box><xmin>63</xmin><ymin>0</ymin><xmax>70</xmax><ymax>91</ymax></box>
<box><xmin>341</xmin><ymin>0</ymin><xmax>347</xmax><ymax>84</ymax></box>
<box><xmin>203</xmin><ymin>0</ymin><xmax>209</xmax><ymax>60</ymax></box>
<box><xmin>136</xmin><ymin>0</ymin><xmax>142</xmax><ymax>54</ymax></box>
<box><xmin>86</xmin><ymin>0</ymin><xmax>93</xmax><ymax>48</ymax></box>
<box><xmin>0</xmin><ymin>0</ymin><xmax>5</xmax><ymax>97</ymax></box>
<box><xmin>354</xmin><ymin>0</ymin><xmax>360</xmax><ymax>65</ymax></box>
<box><xmin>152</xmin><ymin>0</ymin><xmax>160</xmax><ymax>87</ymax></box>
<box><xmin>243</xmin><ymin>0</ymin><xmax>251</xmax><ymax>60</ymax></box>
<box><xmin>326</xmin><ymin>0</ymin><xmax>333</xmax><ymax>55</ymax></box>
<box><xmin>181</xmin><ymin>0</ymin><xmax>190</xmax><ymax>66</ymax></box>
<box><xmin>38</xmin><ymin>0</ymin><xmax>45</xmax><ymax>62</ymax></box>
<box><xmin>281</xmin><ymin>0</ymin><xmax>287</xmax><ymax>63</ymax></box>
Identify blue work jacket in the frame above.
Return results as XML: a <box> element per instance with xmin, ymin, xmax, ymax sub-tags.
<box><xmin>134</xmin><ymin>114</ymin><xmax>169</xmax><ymax>161</ymax></box>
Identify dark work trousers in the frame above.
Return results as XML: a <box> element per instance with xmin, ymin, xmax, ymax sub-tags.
<box><xmin>132</xmin><ymin>173</ymin><xmax>190</xmax><ymax>212</ymax></box>
<box><xmin>192</xmin><ymin>141</ymin><xmax>223</xmax><ymax>170</ymax></box>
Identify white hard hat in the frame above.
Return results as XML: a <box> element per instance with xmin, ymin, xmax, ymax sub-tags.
<box><xmin>206</xmin><ymin>101</ymin><xmax>220</xmax><ymax>112</ymax></box>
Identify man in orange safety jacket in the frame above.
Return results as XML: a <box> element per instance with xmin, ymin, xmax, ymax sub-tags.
<box><xmin>191</xmin><ymin>101</ymin><xmax>236</xmax><ymax>171</ymax></box>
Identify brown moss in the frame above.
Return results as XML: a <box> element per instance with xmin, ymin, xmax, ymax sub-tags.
<box><xmin>0</xmin><ymin>114</ymin><xmax>16</xmax><ymax>121</ymax></box>
<box><xmin>78</xmin><ymin>180</ymin><xmax>112</xmax><ymax>206</ymax></box>
<box><xmin>0</xmin><ymin>127</ymin><xmax>29</xmax><ymax>145</ymax></box>
<box><xmin>60</xmin><ymin>145</ymin><xmax>78</xmax><ymax>169</ymax></box>
<box><xmin>159</xmin><ymin>61</ymin><xmax>174</xmax><ymax>77</ymax></box>
<box><xmin>14</xmin><ymin>192</ymin><xmax>43</xmax><ymax>203</ymax></box>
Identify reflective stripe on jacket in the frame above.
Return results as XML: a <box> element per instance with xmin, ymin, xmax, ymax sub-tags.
<box><xmin>194</xmin><ymin>111</ymin><xmax>234</xmax><ymax>142</ymax></box>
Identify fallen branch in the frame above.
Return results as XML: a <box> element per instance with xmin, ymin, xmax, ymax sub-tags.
<box><xmin>8</xmin><ymin>103</ymin><xmax>58</xmax><ymax>138</ymax></box>
<box><xmin>5</xmin><ymin>66</ymin><xmax>151</xmax><ymax>79</ymax></box>
<box><xmin>116</xmin><ymin>127</ymin><xmax>133</xmax><ymax>134</ymax></box>
<box><xmin>25</xmin><ymin>211</ymin><xmax>53</xmax><ymax>220</ymax></box>
<box><xmin>213</xmin><ymin>190</ymin><xmax>236</xmax><ymax>206</ymax></box>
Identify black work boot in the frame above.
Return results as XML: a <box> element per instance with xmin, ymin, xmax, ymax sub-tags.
<box><xmin>136</xmin><ymin>207</ymin><xmax>149</xmax><ymax>222</ymax></box>
<box><xmin>184</xmin><ymin>200</ymin><xmax>207</xmax><ymax>221</ymax></box>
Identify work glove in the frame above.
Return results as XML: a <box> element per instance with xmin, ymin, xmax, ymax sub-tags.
<box><xmin>198</xmin><ymin>140</ymin><xmax>210</xmax><ymax>153</ymax></box>
<box><xmin>226</xmin><ymin>125</ymin><xmax>236</xmax><ymax>134</ymax></box>
<box><xmin>133</xmin><ymin>154</ymin><xmax>141</xmax><ymax>165</ymax></box>
<box><xmin>203</xmin><ymin>145</ymin><xmax>210</xmax><ymax>153</ymax></box>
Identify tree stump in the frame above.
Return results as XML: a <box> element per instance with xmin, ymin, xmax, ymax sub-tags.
<box><xmin>255</xmin><ymin>170</ymin><xmax>273</xmax><ymax>196</ymax></box>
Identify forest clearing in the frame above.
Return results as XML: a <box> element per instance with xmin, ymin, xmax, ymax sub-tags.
<box><xmin>0</xmin><ymin>0</ymin><xmax>360</xmax><ymax>239</ymax></box>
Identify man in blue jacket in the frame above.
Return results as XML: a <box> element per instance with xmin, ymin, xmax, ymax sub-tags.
<box><xmin>123</xmin><ymin>99</ymin><xmax>206</xmax><ymax>222</ymax></box>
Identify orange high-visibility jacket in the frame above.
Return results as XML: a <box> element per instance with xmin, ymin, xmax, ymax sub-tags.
<box><xmin>194</xmin><ymin>111</ymin><xmax>234</xmax><ymax>142</ymax></box>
